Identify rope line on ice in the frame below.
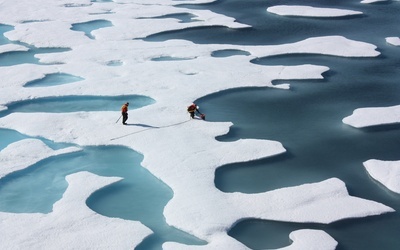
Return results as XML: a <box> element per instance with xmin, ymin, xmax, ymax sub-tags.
<box><xmin>110</xmin><ymin>119</ymin><xmax>192</xmax><ymax>141</ymax></box>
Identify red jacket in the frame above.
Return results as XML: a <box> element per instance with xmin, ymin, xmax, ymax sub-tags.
<box><xmin>121</xmin><ymin>104</ymin><xmax>128</xmax><ymax>113</ymax></box>
<box><xmin>187</xmin><ymin>104</ymin><xmax>197</xmax><ymax>112</ymax></box>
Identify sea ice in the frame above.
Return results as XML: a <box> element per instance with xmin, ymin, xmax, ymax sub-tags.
<box><xmin>0</xmin><ymin>139</ymin><xmax>80</xmax><ymax>178</ymax></box>
<box><xmin>0</xmin><ymin>43</ymin><xmax>29</xmax><ymax>53</ymax></box>
<box><xmin>361</xmin><ymin>0</ymin><xmax>388</xmax><ymax>3</ymax></box>
<box><xmin>0</xmin><ymin>171</ymin><xmax>152</xmax><ymax>249</ymax></box>
<box><xmin>386</xmin><ymin>37</ymin><xmax>400</xmax><ymax>46</ymax></box>
<box><xmin>342</xmin><ymin>105</ymin><xmax>400</xmax><ymax>128</ymax></box>
<box><xmin>0</xmin><ymin>0</ymin><xmax>395</xmax><ymax>248</ymax></box>
<box><xmin>267</xmin><ymin>5</ymin><xmax>363</xmax><ymax>17</ymax></box>
<box><xmin>364</xmin><ymin>159</ymin><xmax>400</xmax><ymax>194</ymax></box>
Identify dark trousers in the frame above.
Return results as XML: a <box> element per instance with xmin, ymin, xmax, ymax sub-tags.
<box><xmin>122</xmin><ymin>112</ymin><xmax>128</xmax><ymax>124</ymax></box>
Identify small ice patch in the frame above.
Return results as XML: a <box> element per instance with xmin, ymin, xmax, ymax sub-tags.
<box><xmin>386</xmin><ymin>37</ymin><xmax>400</xmax><ymax>46</ymax></box>
<box><xmin>267</xmin><ymin>5</ymin><xmax>363</xmax><ymax>17</ymax></box>
<box><xmin>342</xmin><ymin>105</ymin><xmax>400</xmax><ymax>128</ymax></box>
<box><xmin>364</xmin><ymin>159</ymin><xmax>400</xmax><ymax>194</ymax></box>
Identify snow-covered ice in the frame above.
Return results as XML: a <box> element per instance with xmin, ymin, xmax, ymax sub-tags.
<box><xmin>386</xmin><ymin>37</ymin><xmax>400</xmax><ymax>46</ymax></box>
<box><xmin>361</xmin><ymin>0</ymin><xmax>388</xmax><ymax>4</ymax></box>
<box><xmin>267</xmin><ymin>5</ymin><xmax>363</xmax><ymax>17</ymax></box>
<box><xmin>343</xmin><ymin>105</ymin><xmax>400</xmax><ymax>128</ymax></box>
<box><xmin>0</xmin><ymin>43</ymin><xmax>29</xmax><ymax>54</ymax></box>
<box><xmin>0</xmin><ymin>0</ymin><xmax>396</xmax><ymax>248</ymax></box>
<box><xmin>364</xmin><ymin>159</ymin><xmax>400</xmax><ymax>194</ymax></box>
<box><xmin>0</xmin><ymin>139</ymin><xmax>80</xmax><ymax>178</ymax></box>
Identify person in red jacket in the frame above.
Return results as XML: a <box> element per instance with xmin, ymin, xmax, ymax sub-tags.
<box><xmin>121</xmin><ymin>102</ymin><xmax>129</xmax><ymax>125</ymax></box>
<box><xmin>187</xmin><ymin>103</ymin><xmax>205</xmax><ymax>120</ymax></box>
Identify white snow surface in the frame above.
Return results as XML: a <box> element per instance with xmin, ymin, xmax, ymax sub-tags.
<box><xmin>361</xmin><ymin>0</ymin><xmax>387</xmax><ymax>3</ymax></box>
<box><xmin>267</xmin><ymin>5</ymin><xmax>363</xmax><ymax>17</ymax></box>
<box><xmin>364</xmin><ymin>159</ymin><xmax>400</xmax><ymax>194</ymax></box>
<box><xmin>0</xmin><ymin>139</ymin><xmax>80</xmax><ymax>178</ymax></box>
<box><xmin>343</xmin><ymin>105</ymin><xmax>400</xmax><ymax>128</ymax></box>
<box><xmin>386</xmin><ymin>37</ymin><xmax>400</xmax><ymax>46</ymax></box>
<box><xmin>0</xmin><ymin>0</ymin><xmax>394</xmax><ymax>248</ymax></box>
<box><xmin>0</xmin><ymin>43</ymin><xmax>29</xmax><ymax>53</ymax></box>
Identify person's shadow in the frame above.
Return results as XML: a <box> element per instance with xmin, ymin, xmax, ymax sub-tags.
<box><xmin>125</xmin><ymin>123</ymin><xmax>159</xmax><ymax>128</ymax></box>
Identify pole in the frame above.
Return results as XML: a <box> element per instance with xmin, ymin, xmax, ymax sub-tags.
<box><xmin>115</xmin><ymin>115</ymin><xmax>122</xmax><ymax>123</ymax></box>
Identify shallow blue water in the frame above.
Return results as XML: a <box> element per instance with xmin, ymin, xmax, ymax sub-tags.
<box><xmin>0</xmin><ymin>24</ymin><xmax>70</xmax><ymax>66</ymax></box>
<box><xmin>71</xmin><ymin>20</ymin><xmax>113</xmax><ymax>39</ymax></box>
<box><xmin>0</xmin><ymin>146</ymin><xmax>205</xmax><ymax>247</ymax></box>
<box><xmin>0</xmin><ymin>95</ymin><xmax>154</xmax><ymax>118</ymax></box>
<box><xmin>0</xmin><ymin>46</ymin><xmax>70</xmax><ymax>66</ymax></box>
<box><xmin>24</xmin><ymin>73</ymin><xmax>84</xmax><ymax>87</ymax></box>
<box><xmin>0</xmin><ymin>24</ymin><xmax>13</xmax><ymax>45</ymax></box>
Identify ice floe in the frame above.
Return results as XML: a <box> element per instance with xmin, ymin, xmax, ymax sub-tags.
<box><xmin>267</xmin><ymin>5</ymin><xmax>363</xmax><ymax>17</ymax></box>
<box><xmin>361</xmin><ymin>0</ymin><xmax>388</xmax><ymax>4</ymax></box>
<box><xmin>281</xmin><ymin>230</ymin><xmax>338</xmax><ymax>250</ymax></box>
<box><xmin>364</xmin><ymin>159</ymin><xmax>400</xmax><ymax>194</ymax></box>
<box><xmin>386</xmin><ymin>37</ymin><xmax>400</xmax><ymax>46</ymax></box>
<box><xmin>0</xmin><ymin>0</ymin><xmax>395</xmax><ymax>249</ymax></box>
<box><xmin>0</xmin><ymin>43</ymin><xmax>29</xmax><ymax>53</ymax></box>
<box><xmin>343</xmin><ymin>105</ymin><xmax>400</xmax><ymax>128</ymax></box>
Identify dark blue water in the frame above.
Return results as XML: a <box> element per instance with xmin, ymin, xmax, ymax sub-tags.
<box><xmin>146</xmin><ymin>13</ymin><xmax>199</xmax><ymax>23</ymax></box>
<box><xmin>146</xmin><ymin>0</ymin><xmax>400</xmax><ymax>249</ymax></box>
